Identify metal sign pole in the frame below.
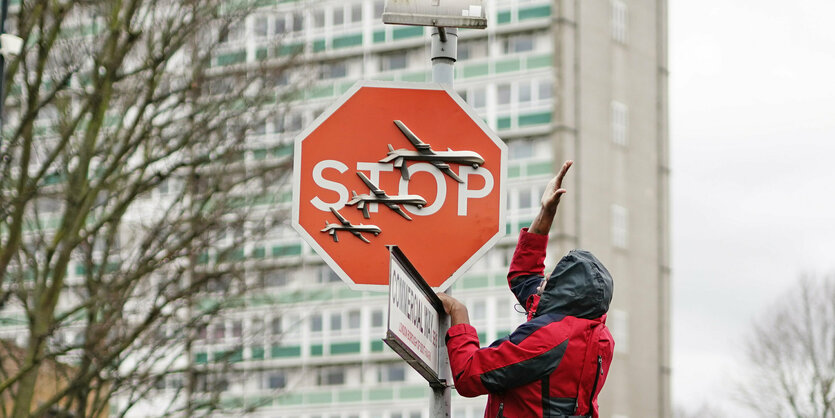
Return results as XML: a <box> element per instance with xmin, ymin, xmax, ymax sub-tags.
<box><xmin>430</xmin><ymin>25</ymin><xmax>456</xmax><ymax>418</ymax></box>
<box><xmin>430</xmin><ymin>27</ymin><xmax>457</xmax><ymax>87</ymax></box>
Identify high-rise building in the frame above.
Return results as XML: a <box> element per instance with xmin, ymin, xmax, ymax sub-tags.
<box><xmin>207</xmin><ymin>1</ymin><xmax>669</xmax><ymax>417</ymax></box>
<box><xmin>0</xmin><ymin>0</ymin><xmax>668</xmax><ymax>417</ymax></box>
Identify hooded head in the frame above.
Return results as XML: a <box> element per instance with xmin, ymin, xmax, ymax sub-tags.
<box><xmin>534</xmin><ymin>249</ymin><xmax>614</xmax><ymax>319</ymax></box>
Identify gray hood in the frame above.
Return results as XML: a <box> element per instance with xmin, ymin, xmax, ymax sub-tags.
<box><xmin>535</xmin><ymin>249</ymin><xmax>614</xmax><ymax>319</ymax></box>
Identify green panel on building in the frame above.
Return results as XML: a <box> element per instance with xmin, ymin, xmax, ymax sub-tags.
<box><xmin>195</xmin><ymin>352</ymin><xmax>208</xmax><ymax>364</ymax></box>
<box><xmin>462</xmin><ymin>274</ymin><xmax>489</xmax><ymax>289</ymax></box>
<box><xmin>337</xmin><ymin>389</ymin><xmax>363</xmax><ymax>402</ymax></box>
<box><xmin>497</xmin><ymin>116</ymin><xmax>512</xmax><ymax>130</ymax></box>
<box><xmin>313</xmin><ymin>39</ymin><xmax>326</xmax><ymax>52</ymax></box>
<box><xmin>252</xmin><ymin>246</ymin><xmax>266</xmax><ymax>259</ymax></box>
<box><xmin>308</xmin><ymin>84</ymin><xmax>334</xmax><ymax>99</ymax></box>
<box><xmin>251</xmin><ymin>346</ymin><xmax>265</xmax><ymax>360</ymax></box>
<box><xmin>255</xmin><ymin>47</ymin><xmax>268</xmax><ymax>60</ymax></box>
<box><xmin>271</xmin><ymin>345</ymin><xmax>301</xmax><ymax>358</ymax></box>
<box><xmin>253</xmin><ymin>148</ymin><xmax>268</xmax><ymax>160</ymax></box>
<box><xmin>477</xmin><ymin>332</ymin><xmax>487</xmax><ymax>343</ymax></box>
<box><xmin>518</xmin><ymin>4</ymin><xmax>552</xmax><ymax>20</ymax></box>
<box><xmin>306</xmin><ymin>391</ymin><xmax>333</xmax><ymax>403</ymax></box>
<box><xmin>331</xmin><ymin>341</ymin><xmax>361</xmax><ymax>354</ymax></box>
<box><xmin>495</xmin><ymin>58</ymin><xmax>521</xmax><ymax>74</ymax></box>
<box><xmin>278</xmin><ymin>43</ymin><xmax>303</xmax><ymax>56</ymax></box>
<box><xmin>368</xmin><ymin>387</ymin><xmax>395</xmax><ymax>401</ymax></box>
<box><xmin>401</xmin><ymin>72</ymin><xmax>427</xmax><ymax>82</ymax></box>
<box><xmin>371</xmin><ymin>340</ymin><xmax>384</xmax><ymax>352</ymax></box>
<box><xmin>462</xmin><ymin>62</ymin><xmax>489</xmax><ymax>78</ymax></box>
<box><xmin>373</xmin><ymin>30</ymin><xmax>386</xmax><ymax>43</ymax></box>
<box><xmin>399</xmin><ymin>385</ymin><xmax>429</xmax><ymax>399</ymax></box>
<box><xmin>276</xmin><ymin>393</ymin><xmax>304</xmax><ymax>405</ymax></box>
<box><xmin>392</xmin><ymin>26</ymin><xmax>423</xmax><ymax>40</ymax></box>
<box><xmin>214</xmin><ymin>349</ymin><xmax>242</xmax><ymax>363</ymax></box>
<box><xmin>497</xmin><ymin>10</ymin><xmax>512</xmax><ymax>24</ymax></box>
<box><xmin>215</xmin><ymin>51</ymin><xmax>246</xmax><ymax>67</ymax></box>
<box><xmin>518</xmin><ymin>111</ymin><xmax>552</xmax><ymax>127</ymax></box>
<box><xmin>333</xmin><ymin>33</ymin><xmax>363</xmax><ymax>49</ymax></box>
<box><xmin>310</xmin><ymin>344</ymin><xmax>324</xmax><ymax>356</ymax></box>
<box><xmin>527</xmin><ymin>161</ymin><xmax>553</xmax><ymax>176</ymax></box>
<box><xmin>527</xmin><ymin>54</ymin><xmax>553</xmax><ymax>69</ymax></box>
<box><xmin>272</xmin><ymin>244</ymin><xmax>302</xmax><ymax>257</ymax></box>
<box><xmin>274</xmin><ymin>144</ymin><xmax>293</xmax><ymax>158</ymax></box>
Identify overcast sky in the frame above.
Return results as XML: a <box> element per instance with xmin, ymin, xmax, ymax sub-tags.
<box><xmin>670</xmin><ymin>0</ymin><xmax>835</xmax><ymax>414</ymax></box>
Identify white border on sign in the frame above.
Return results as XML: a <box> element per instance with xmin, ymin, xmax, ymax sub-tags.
<box><xmin>291</xmin><ymin>80</ymin><xmax>508</xmax><ymax>292</ymax></box>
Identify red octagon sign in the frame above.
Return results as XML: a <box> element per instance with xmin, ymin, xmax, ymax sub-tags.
<box><xmin>292</xmin><ymin>81</ymin><xmax>507</xmax><ymax>290</ymax></box>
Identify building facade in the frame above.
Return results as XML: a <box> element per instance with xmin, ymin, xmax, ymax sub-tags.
<box><xmin>0</xmin><ymin>0</ymin><xmax>668</xmax><ymax>417</ymax></box>
<box><xmin>203</xmin><ymin>1</ymin><xmax>669</xmax><ymax>417</ymax></box>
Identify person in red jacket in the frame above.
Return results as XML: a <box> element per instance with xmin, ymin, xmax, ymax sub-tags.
<box><xmin>437</xmin><ymin>160</ymin><xmax>614</xmax><ymax>418</ymax></box>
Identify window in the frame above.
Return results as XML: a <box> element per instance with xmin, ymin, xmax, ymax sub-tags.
<box><xmin>497</xmin><ymin>83</ymin><xmax>511</xmax><ymax>105</ymax></box>
<box><xmin>251</xmin><ymin>318</ymin><xmax>263</xmax><ymax>335</ymax></box>
<box><xmin>457</xmin><ymin>40</ymin><xmax>487</xmax><ymax>61</ymax></box>
<box><xmin>508</xmin><ymin>140</ymin><xmax>534</xmax><ymax>160</ymax></box>
<box><xmin>212</xmin><ymin>323</ymin><xmax>225</xmax><ymax>341</ymax></box>
<box><xmin>221</xmin><ymin>23</ymin><xmax>244</xmax><ymax>43</ymax></box>
<box><xmin>611</xmin><ymin>0</ymin><xmax>628</xmax><ymax>43</ymax></box>
<box><xmin>472</xmin><ymin>300</ymin><xmax>486</xmax><ymax>321</ymax></box>
<box><xmin>502</xmin><ymin>33</ymin><xmax>535</xmax><ymax>54</ymax></box>
<box><xmin>351</xmin><ymin>4</ymin><xmax>363</xmax><ymax>23</ymax></box>
<box><xmin>286</xmin><ymin>114</ymin><xmax>303</xmax><ymax>132</ymax></box>
<box><xmin>253</xmin><ymin>120</ymin><xmax>266</xmax><ymax>136</ymax></box>
<box><xmin>264</xmin><ymin>270</ymin><xmax>287</xmax><ymax>287</ymax></box>
<box><xmin>380</xmin><ymin>52</ymin><xmax>408</xmax><ymax>71</ymax></box>
<box><xmin>311</xmin><ymin>314</ymin><xmax>323</xmax><ymax>332</ymax></box>
<box><xmin>459</xmin><ymin>86</ymin><xmax>485</xmax><ymax>109</ymax></box>
<box><xmin>611</xmin><ymin>101</ymin><xmax>628</xmax><ymax>145</ymax></box>
<box><xmin>538</xmin><ymin>79</ymin><xmax>553</xmax><ymax>100</ymax></box>
<box><xmin>372</xmin><ymin>310</ymin><xmax>384</xmax><ymax>327</ymax></box>
<box><xmin>518</xmin><ymin>188</ymin><xmax>533</xmax><ymax>210</ymax></box>
<box><xmin>518</xmin><ymin>81</ymin><xmax>532</xmax><ymax>103</ymax></box>
<box><xmin>232</xmin><ymin>320</ymin><xmax>243</xmax><ymax>338</ymax></box>
<box><xmin>374</xmin><ymin>1</ymin><xmax>385</xmax><ymax>18</ymax></box>
<box><xmin>379</xmin><ymin>364</ymin><xmax>406</xmax><ymax>382</ymax></box>
<box><xmin>314</xmin><ymin>9</ymin><xmax>325</xmax><ymax>28</ymax></box>
<box><xmin>320</xmin><ymin>266</ymin><xmax>341</xmax><ymax>283</ymax></box>
<box><xmin>275</xmin><ymin>113</ymin><xmax>303</xmax><ymax>134</ymax></box>
<box><xmin>197</xmin><ymin>324</ymin><xmax>207</xmax><ymax>340</ymax></box>
<box><xmin>291</xmin><ymin>13</ymin><xmax>305</xmax><ymax>32</ymax></box>
<box><xmin>330</xmin><ymin>313</ymin><xmax>342</xmax><ymax>331</ymax></box>
<box><xmin>334</xmin><ymin>7</ymin><xmax>345</xmax><ymax>26</ymax></box>
<box><xmin>611</xmin><ymin>204</ymin><xmax>629</xmax><ymax>248</ymax></box>
<box><xmin>254</xmin><ymin>16</ymin><xmax>268</xmax><ymax>37</ymax></box>
<box><xmin>268</xmin><ymin>372</ymin><xmax>287</xmax><ymax>389</ymax></box>
<box><xmin>348</xmin><ymin>310</ymin><xmax>361</xmax><ymax>329</ymax></box>
<box><xmin>274</xmin><ymin>16</ymin><xmax>286</xmax><ymax>34</ymax></box>
<box><xmin>318</xmin><ymin>367</ymin><xmax>345</xmax><ymax>386</ymax></box>
<box><xmin>271</xmin><ymin>317</ymin><xmax>282</xmax><ymax>335</ymax></box>
<box><xmin>319</xmin><ymin>62</ymin><xmax>347</xmax><ymax>80</ymax></box>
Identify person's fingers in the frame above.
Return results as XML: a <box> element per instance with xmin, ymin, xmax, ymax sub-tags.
<box><xmin>555</xmin><ymin>160</ymin><xmax>573</xmax><ymax>188</ymax></box>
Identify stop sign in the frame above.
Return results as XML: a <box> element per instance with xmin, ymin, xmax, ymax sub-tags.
<box><xmin>292</xmin><ymin>81</ymin><xmax>507</xmax><ymax>290</ymax></box>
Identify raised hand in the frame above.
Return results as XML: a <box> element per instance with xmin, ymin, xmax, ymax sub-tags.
<box><xmin>529</xmin><ymin>160</ymin><xmax>573</xmax><ymax>235</ymax></box>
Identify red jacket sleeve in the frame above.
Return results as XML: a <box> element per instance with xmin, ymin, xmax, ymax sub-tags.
<box><xmin>507</xmin><ymin>228</ymin><xmax>548</xmax><ymax>306</ymax></box>
<box><xmin>446</xmin><ymin>320</ymin><xmax>569</xmax><ymax>398</ymax></box>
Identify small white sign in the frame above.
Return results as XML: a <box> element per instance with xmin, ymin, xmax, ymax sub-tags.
<box><xmin>385</xmin><ymin>247</ymin><xmax>442</xmax><ymax>383</ymax></box>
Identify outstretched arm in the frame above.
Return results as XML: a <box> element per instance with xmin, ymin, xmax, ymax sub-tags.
<box><xmin>528</xmin><ymin>160</ymin><xmax>573</xmax><ymax>235</ymax></box>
